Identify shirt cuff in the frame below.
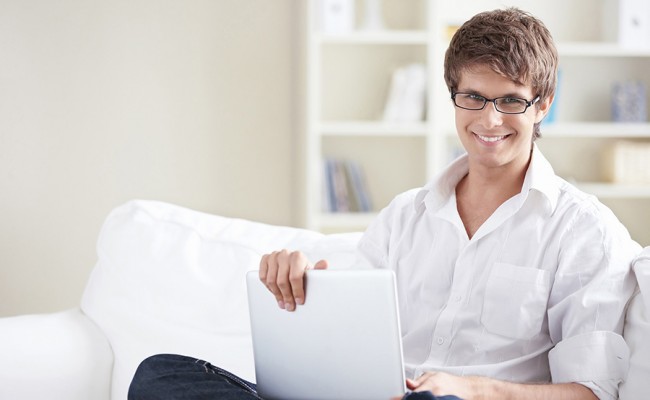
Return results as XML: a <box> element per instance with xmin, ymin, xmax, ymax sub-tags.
<box><xmin>577</xmin><ymin>381</ymin><xmax>615</xmax><ymax>400</ymax></box>
<box><xmin>549</xmin><ymin>331</ymin><xmax>629</xmax><ymax>400</ymax></box>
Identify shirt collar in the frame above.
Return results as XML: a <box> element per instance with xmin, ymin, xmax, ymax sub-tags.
<box><xmin>525</xmin><ymin>144</ymin><xmax>560</xmax><ymax>213</ymax></box>
<box><xmin>414</xmin><ymin>143</ymin><xmax>560</xmax><ymax>214</ymax></box>
<box><xmin>414</xmin><ymin>153</ymin><xmax>468</xmax><ymax>212</ymax></box>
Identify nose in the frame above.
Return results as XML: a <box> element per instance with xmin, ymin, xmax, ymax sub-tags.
<box><xmin>479</xmin><ymin>100</ymin><xmax>504</xmax><ymax>128</ymax></box>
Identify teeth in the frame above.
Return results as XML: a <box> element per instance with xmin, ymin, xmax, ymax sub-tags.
<box><xmin>477</xmin><ymin>134</ymin><xmax>506</xmax><ymax>142</ymax></box>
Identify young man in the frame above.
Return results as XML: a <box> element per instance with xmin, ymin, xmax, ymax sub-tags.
<box><xmin>129</xmin><ymin>8</ymin><xmax>640</xmax><ymax>400</ymax></box>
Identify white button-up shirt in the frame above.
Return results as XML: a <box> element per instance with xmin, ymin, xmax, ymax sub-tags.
<box><xmin>358</xmin><ymin>146</ymin><xmax>640</xmax><ymax>400</ymax></box>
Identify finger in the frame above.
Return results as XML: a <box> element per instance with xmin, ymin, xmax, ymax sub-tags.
<box><xmin>288</xmin><ymin>252</ymin><xmax>310</xmax><ymax>306</ymax></box>
<box><xmin>276</xmin><ymin>250</ymin><xmax>296</xmax><ymax>311</ymax></box>
<box><xmin>406</xmin><ymin>378</ymin><xmax>418</xmax><ymax>390</ymax></box>
<box><xmin>413</xmin><ymin>372</ymin><xmax>434</xmax><ymax>386</ymax></box>
<box><xmin>259</xmin><ymin>254</ymin><xmax>270</xmax><ymax>282</ymax></box>
<box><xmin>313</xmin><ymin>259</ymin><xmax>328</xmax><ymax>270</ymax></box>
<box><xmin>263</xmin><ymin>251</ymin><xmax>284</xmax><ymax>308</ymax></box>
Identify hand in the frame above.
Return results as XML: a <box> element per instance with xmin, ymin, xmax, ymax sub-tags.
<box><xmin>259</xmin><ymin>249</ymin><xmax>328</xmax><ymax>311</ymax></box>
<box><xmin>404</xmin><ymin>371</ymin><xmax>483</xmax><ymax>399</ymax></box>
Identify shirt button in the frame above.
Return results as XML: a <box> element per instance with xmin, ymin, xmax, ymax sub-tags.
<box><xmin>454</xmin><ymin>295</ymin><xmax>462</xmax><ymax>302</ymax></box>
<box><xmin>436</xmin><ymin>337</ymin><xmax>445</xmax><ymax>345</ymax></box>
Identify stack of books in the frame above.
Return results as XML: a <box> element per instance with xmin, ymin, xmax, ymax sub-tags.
<box><xmin>322</xmin><ymin>158</ymin><xmax>373</xmax><ymax>213</ymax></box>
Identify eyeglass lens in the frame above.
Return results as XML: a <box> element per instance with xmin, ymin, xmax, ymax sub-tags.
<box><xmin>454</xmin><ymin>93</ymin><xmax>529</xmax><ymax>114</ymax></box>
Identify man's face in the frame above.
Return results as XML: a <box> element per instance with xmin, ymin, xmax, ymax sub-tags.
<box><xmin>454</xmin><ymin>65</ymin><xmax>551</xmax><ymax>173</ymax></box>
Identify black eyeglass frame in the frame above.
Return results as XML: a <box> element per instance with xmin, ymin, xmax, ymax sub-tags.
<box><xmin>451</xmin><ymin>92</ymin><xmax>540</xmax><ymax>114</ymax></box>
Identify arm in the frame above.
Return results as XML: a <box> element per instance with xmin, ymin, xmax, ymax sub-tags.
<box><xmin>544</xmin><ymin>206</ymin><xmax>638</xmax><ymax>399</ymax></box>
<box><xmin>405</xmin><ymin>372</ymin><xmax>597</xmax><ymax>400</ymax></box>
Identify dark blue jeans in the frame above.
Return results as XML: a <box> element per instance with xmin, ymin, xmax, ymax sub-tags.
<box><xmin>128</xmin><ymin>354</ymin><xmax>463</xmax><ymax>400</ymax></box>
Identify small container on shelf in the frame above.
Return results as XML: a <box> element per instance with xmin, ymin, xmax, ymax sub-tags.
<box><xmin>318</xmin><ymin>0</ymin><xmax>355</xmax><ymax>35</ymax></box>
<box><xmin>603</xmin><ymin>140</ymin><xmax>650</xmax><ymax>184</ymax></box>
<box><xmin>612</xmin><ymin>81</ymin><xmax>647</xmax><ymax>123</ymax></box>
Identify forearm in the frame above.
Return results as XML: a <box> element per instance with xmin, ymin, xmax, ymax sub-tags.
<box><xmin>478</xmin><ymin>378</ymin><xmax>598</xmax><ymax>400</ymax></box>
<box><xmin>409</xmin><ymin>372</ymin><xmax>598</xmax><ymax>400</ymax></box>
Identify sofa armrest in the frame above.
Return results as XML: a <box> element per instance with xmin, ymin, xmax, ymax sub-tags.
<box><xmin>620</xmin><ymin>247</ymin><xmax>650</xmax><ymax>400</ymax></box>
<box><xmin>0</xmin><ymin>308</ymin><xmax>114</xmax><ymax>400</ymax></box>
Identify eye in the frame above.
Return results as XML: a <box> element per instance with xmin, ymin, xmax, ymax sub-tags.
<box><xmin>457</xmin><ymin>93</ymin><xmax>485</xmax><ymax>104</ymax></box>
<box><xmin>466</xmin><ymin>93</ymin><xmax>485</xmax><ymax>101</ymax></box>
<box><xmin>501</xmin><ymin>97</ymin><xmax>525</xmax><ymax>105</ymax></box>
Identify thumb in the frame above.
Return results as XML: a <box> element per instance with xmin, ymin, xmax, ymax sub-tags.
<box><xmin>313</xmin><ymin>259</ymin><xmax>329</xmax><ymax>270</ymax></box>
<box><xmin>406</xmin><ymin>378</ymin><xmax>419</xmax><ymax>390</ymax></box>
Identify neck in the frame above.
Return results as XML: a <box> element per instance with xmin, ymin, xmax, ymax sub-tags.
<box><xmin>468</xmin><ymin>164</ymin><xmax>525</xmax><ymax>195</ymax></box>
<box><xmin>461</xmin><ymin>150</ymin><xmax>532</xmax><ymax>202</ymax></box>
<box><xmin>454</xmin><ymin>147</ymin><xmax>533</xmax><ymax>239</ymax></box>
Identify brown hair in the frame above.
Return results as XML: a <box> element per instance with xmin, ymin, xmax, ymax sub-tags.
<box><xmin>444</xmin><ymin>8</ymin><xmax>558</xmax><ymax>138</ymax></box>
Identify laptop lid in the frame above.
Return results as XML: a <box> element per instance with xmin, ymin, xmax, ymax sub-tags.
<box><xmin>246</xmin><ymin>269</ymin><xmax>406</xmax><ymax>400</ymax></box>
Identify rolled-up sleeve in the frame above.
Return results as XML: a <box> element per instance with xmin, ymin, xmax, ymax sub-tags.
<box><xmin>547</xmin><ymin>203</ymin><xmax>640</xmax><ymax>399</ymax></box>
<box><xmin>549</xmin><ymin>332</ymin><xmax>628</xmax><ymax>399</ymax></box>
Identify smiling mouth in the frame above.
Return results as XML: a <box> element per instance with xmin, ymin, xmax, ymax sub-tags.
<box><xmin>475</xmin><ymin>133</ymin><xmax>510</xmax><ymax>143</ymax></box>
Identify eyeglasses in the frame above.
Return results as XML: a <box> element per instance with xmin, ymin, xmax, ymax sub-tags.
<box><xmin>451</xmin><ymin>92</ymin><xmax>540</xmax><ymax>114</ymax></box>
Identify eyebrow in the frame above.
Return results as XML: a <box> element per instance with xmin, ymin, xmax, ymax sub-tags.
<box><xmin>456</xmin><ymin>89</ymin><xmax>530</xmax><ymax>99</ymax></box>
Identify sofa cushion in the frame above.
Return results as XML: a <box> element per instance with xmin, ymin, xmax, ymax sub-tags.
<box><xmin>80</xmin><ymin>200</ymin><xmax>361</xmax><ymax>400</ymax></box>
<box><xmin>619</xmin><ymin>248</ymin><xmax>650</xmax><ymax>400</ymax></box>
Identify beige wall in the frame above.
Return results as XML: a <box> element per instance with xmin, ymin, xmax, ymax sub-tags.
<box><xmin>0</xmin><ymin>0</ymin><xmax>298</xmax><ymax>317</ymax></box>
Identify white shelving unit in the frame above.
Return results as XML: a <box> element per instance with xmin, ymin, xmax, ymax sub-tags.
<box><xmin>304</xmin><ymin>0</ymin><xmax>438</xmax><ymax>232</ymax></box>
<box><xmin>303</xmin><ymin>0</ymin><xmax>650</xmax><ymax>244</ymax></box>
<box><xmin>318</xmin><ymin>31</ymin><xmax>428</xmax><ymax>45</ymax></box>
<box><xmin>558</xmin><ymin>42</ymin><xmax>650</xmax><ymax>57</ymax></box>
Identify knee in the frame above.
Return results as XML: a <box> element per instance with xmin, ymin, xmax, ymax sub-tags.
<box><xmin>128</xmin><ymin>354</ymin><xmax>192</xmax><ymax>400</ymax></box>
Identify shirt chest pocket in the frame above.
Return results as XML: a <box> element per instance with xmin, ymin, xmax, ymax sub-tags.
<box><xmin>481</xmin><ymin>263</ymin><xmax>552</xmax><ymax>340</ymax></box>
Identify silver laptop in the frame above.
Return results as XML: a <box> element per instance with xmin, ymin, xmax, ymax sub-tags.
<box><xmin>246</xmin><ymin>269</ymin><xmax>406</xmax><ymax>400</ymax></box>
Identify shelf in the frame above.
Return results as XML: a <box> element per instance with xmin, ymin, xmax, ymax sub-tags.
<box><xmin>558</xmin><ymin>42</ymin><xmax>650</xmax><ymax>57</ymax></box>
<box><xmin>542</xmin><ymin>122</ymin><xmax>650</xmax><ymax>138</ymax></box>
<box><xmin>315</xmin><ymin>212</ymin><xmax>377</xmax><ymax>231</ymax></box>
<box><xmin>319</xmin><ymin>121</ymin><xmax>428</xmax><ymax>136</ymax></box>
<box><xmin>443</xmin><ymin>123</ymin><xmax>650</xmax><ymax>139</ymax></box>
<box><xmin>317</xmin><ymin>30</ymin><xmax>428</xmax><ymax>45</ymax></box>
<box><xmin>577</xmin><ymin>182</ymin><xmax>650</xmax><ymax>198</ymax></box>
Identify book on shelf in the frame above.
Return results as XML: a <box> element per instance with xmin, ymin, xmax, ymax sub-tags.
<box><xmin>382</xmin><ymin>63</ymin><xmax>427</xmax><ymax>123</ymax></box>
<box><xmin>322</xmin><ymin>158</ymin><xmax>373</xmax><ymax>213</ymax></box>
<box><xmin>543</xmin><ymin>69</ymin><xmax>562</xmax><ymax>125</ymax></box>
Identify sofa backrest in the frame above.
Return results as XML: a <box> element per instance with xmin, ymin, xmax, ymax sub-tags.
<box><xmin>80</xmin><ymin>200</ymin><xmax>649</xmax><ymax>400</ymax></box>
<box><xmin>80</xmin><ymin>200</ymin><xmax>362</xmax><ymax>400</ymax></box>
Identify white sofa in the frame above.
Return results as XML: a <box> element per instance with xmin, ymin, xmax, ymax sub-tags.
<box><xmin>0</xmin><ymin>200</ymin><xmax>648</xmax><ymax>399</ymax></box>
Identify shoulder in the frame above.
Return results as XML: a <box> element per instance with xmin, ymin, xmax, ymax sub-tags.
<box><xmin>357</xmin><ymin>187</ymin><xmax>422</xmax><ymax>267</ymax></box>
<box><xmin>553</xmin><ymin>177</ymin><xmax>639</xmax><ymax>253</ymax></box>
<box><xmin>554</xmin><ymin>177</ymin><xmax>618</xmax><ymax>226</ymax></box>
<box><xmin>375</xmin><ymin>187</ymin><xmax>423</xmax><ymax>229</ymax></box>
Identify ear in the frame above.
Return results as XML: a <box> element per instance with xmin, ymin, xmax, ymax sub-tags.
<box><xmin>535</xmin><ymin>94</ymin><xmax>554</xmax><ymax>124</ymax></box>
